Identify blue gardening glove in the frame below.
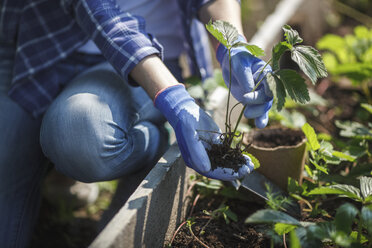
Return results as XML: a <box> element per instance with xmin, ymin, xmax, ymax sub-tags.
<box><xmin>155</xmin><ymin>84</ymin><xmax>253</xmax><ymax>181</ymax></box>
<box><xmin>216</xmin><ymin>35</ymin><xmax>273</xmax><ymax>129</ymax></box>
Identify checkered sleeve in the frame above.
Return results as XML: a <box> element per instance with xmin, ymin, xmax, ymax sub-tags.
<box><xmin>63</xmin><ymin>0</ymin><xmax>163</xmax><ymax>82</ymax></box>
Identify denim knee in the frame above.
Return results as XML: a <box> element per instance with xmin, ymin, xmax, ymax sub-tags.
<box><xmin>40</xmin><ymin>93</ymin><xmax>166</xmax><ymax>183</ymax></box>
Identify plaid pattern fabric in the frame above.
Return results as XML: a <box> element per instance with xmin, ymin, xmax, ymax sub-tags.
<box><xmin>0</xmin><ymin>0</ymin><xmax>213</xmax><ymax>117</ymax></box>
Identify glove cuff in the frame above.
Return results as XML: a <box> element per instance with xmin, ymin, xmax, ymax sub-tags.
<box><xmin>216</xmin><ymin>34</ymin><xmax>247</xmax><ymax>65</ymax></box>
<box><xmin>154</xmin><ymin>84</ymin><xmax>194</xmax><ymax>127</ymax></box>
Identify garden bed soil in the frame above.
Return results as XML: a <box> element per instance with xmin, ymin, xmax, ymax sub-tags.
<box><xmin>168</xmin><ymin>186</ymin><xmax>349</xmax><ymax>248</ymax></box>
<box><xmin>169</xmin><ymin>196</ymin><xmax>270</xmax><ymax>248</ymax></box>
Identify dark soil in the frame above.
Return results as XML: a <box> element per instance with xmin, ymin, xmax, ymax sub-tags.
<box><xmin>169</xmin><ymin>195</ymin><xmax>271</xmax><ymax>248</ymax></box>
<box><xmin>207</xmin><ymin>143</ymin><xmax>247</xmax><ymax>173</ymax></box>
<box><xmin>247</xmin><ymin>128</ymin><xmax>305</xmax><ymax>148</ymax></box>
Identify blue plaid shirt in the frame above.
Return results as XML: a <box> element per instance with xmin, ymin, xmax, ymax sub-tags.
<box><xmin>0</xmin><ymin>0</ymin><xmax>212</xmax><ymax>118</ymax></box>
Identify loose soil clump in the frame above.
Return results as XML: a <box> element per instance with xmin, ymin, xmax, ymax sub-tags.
<box><xmin>207</xmin><ymin>143</ymin><xmax>247</xmax><ymax>173</ymax></box>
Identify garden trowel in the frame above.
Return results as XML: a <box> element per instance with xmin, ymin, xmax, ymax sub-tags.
<box><xmin>231</xmin><ymin>171</ymin><xmax>301</xmax><ymax>218</ymax></box>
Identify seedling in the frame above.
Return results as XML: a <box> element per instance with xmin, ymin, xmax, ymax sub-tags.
<box><xmin>204</xmin><ymin>20</ymin><xmax>328</xmax><ymax>173</ymax></box>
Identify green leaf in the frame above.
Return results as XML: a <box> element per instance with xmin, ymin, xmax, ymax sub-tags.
<box><xmin>196</xmin><ymin>179</ymin><xmax>223</xmax><ymax>190</ymax></box>
<box><xmin>308</xmin><ymin>184</ymin><xmax>362</xmax><ymax>201</ymax></box>
<box><xmin>310</xmin><ymin>159</ymin><xmax>329</xmax><ymax>174</ymax></box>
<box><xmin>302</xmin><ymin>123</ymin><xmax>320</xmax><ymax>151</ymax></box>
<box><xmin>335</xmin><ymin>120</ymin><xmax>372</xmax><ymax>140</ymax></box>
<box><xmin>289</xmin><ymin>230</ymin><xmax>301</xmax><ymax>248</ymax></box>
<box><xmin>282</xmin><ymin>25</ymin><xmax>303</xmax><ymax>46</ymax></box>
<box><xmin>274</xmin><ymin>223</ymin><xmax>297</xmax><ymax>235</ymax></box>
<box><xmin>266</xmin><ymin>73</ymin><xmax>286</xmax><ymax>111</ymax></box>
<box><xmin>245</xmin><ymin>44</ymin><xmax>265</xmax><ymax>57</ymax></box>
<box><xmin>206</xmin><ymin>20</ymin><xmax>238</xmax><ymax>49</ymax></box>
<box><xmin>350</xmin><ymin>231</ymin><xmax>368</xmax><ymax>244</ymax></box>
<box><xmin>304</xmin><ymin>164</ymin><xmax>313</xmax><ymax>177</ymax></box>
<box><xmin>245</xmin><ymin>209</ymin><xmax>301</xmax><ymax>225</ymax></box>
<box><xmin>316</xmin><ymin>34</ymin><xmax>349</xmax><ymax>63</ymax></box>
<box><xmin>224</xmin><ymin>207</ymin><xmax>238</xmax><ymax>222</ymax></box>
<box><xmin>334</xmin><ymin>203</ymin><xmax>359</xmax><ymax>234</ymax></box>
<box><xmin>291</xmin><ymin>45</ymin><xmax>328</xmax><ymax>84</ymax></box>
<box><xmin>331</xmin><ymin>151</ymin><xmax>356</xmax><ymax>162</ymax></box>
<box><xmin>331</xmin><ymin>62</ymin><xmax>372</xmax><ymax>83</ymax></box>
<box><xmin>243</xmin><ymin>152</ymin><xmax>260</xmax><ymax>169</ymax></box>
<box><xmin>360</xmin><ymin>176</ymin><xmax>372</xmax><ymax>200</ymax></box>
<box><xmin>232</xmin><ymin>41</ymin><xmax>266</xmax><ymax>57</ymax></box>
<box><xmin>287</xmin><ymin>177</ymin><xmax>303</xmax><ymax>194</ymax></box>
<box><xmin>276</xmin><ymin>69</ymin><xmax>310</xmax><ymax>104</ymax></box>
<box><xmin>272</xmin><ymin>41</ymin><xmax>291</xmax><ymax>71</ymax></box>
<box><xmin>365</xmin><ymin>195</ymin><xmax>372</xmax><ymax>203</ymax></box>
<box><xmin>361</xmin><ymin>103</ymin><xmax>372</xmax><ymax>114</ymax></box>
<box><xmin>361</xmin><ymin>206</ymin><xmax>372</xmax><ymax>235</ymax></box>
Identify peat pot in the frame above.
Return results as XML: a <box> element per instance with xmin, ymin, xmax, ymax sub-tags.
<box><xmin>244</xmin><ymin>127</ymin><xmax>307</xmax><ymax>191</ymax></box>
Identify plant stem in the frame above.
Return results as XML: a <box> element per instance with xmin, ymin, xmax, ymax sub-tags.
<box><xmin>188</xmin><ymin>194</ymin><xmax>200</xmax><ymax>218</ymax></box>
<box><xmin>188</xmin><ymin>223</ymin><xmax>210</xmax><ymax>248</ymax></box>
<box><xmin>283</xmin><ymin>234</ymin><xmax>288</xmax><ymax>248</ymax></box>
<box><xmin>199</xmin><ymin>217</ymin><xmax>214</xmax><ymax>236</ymax></box>
<box><xmin>251</xmin><ymin>58</ymin><xmax>272</xmax><ymax>93</ymax></box>
<box><xmin>229</xmin><ymin>58</ymin><xmax>272</xmax><ymax>146</ymax></box>
<box><xmin>169</xmin><ymin>220</ymin><xmax>187</xmax><ymax>246</ymax></box>
<box><xmin>225</xmin><ymin>48</ymin><xmax>233</xmax><ymax>137</ymax></box>
<box><xmin>357</xmin><ymin>213</ymin><xmax>362</xmax><ymax>243</ymax></box>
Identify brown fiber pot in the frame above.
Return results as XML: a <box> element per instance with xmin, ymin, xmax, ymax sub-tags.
<box><xmin>244</xmin><ymin>127</ymin><xmax>307</xmax><ymax>191</ymax></box>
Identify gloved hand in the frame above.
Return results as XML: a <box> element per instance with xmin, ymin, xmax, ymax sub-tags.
<box><xmin>216</xmin><ymin>35</ymin><xmax>273</xmax><ymax>129</ymax></box>
<box><xmin>155</xmin><ymin>84</ymin><xmax>253</xmax><ymax>181</ymax></box>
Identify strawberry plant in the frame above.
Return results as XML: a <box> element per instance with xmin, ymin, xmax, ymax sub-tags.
<box><xmin>203</xmin><ymin>20</ymin><xmax>328</xmax><ymax>173</ymax></box>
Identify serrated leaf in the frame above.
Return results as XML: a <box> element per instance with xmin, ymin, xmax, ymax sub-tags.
<box><xmin>334</xmin><ymin>203</ymin><xmax>358</xmax><ymax>234</ymax></box>
<box><xmin>361</xmin><ymin>206</ymin><xmax>372</xmax><ymax>235</ymax></box>
<box><xmin>206</xmin><ymin>20</ymin><xmax>238</xmax><ymax>49</ymax></box>
<box><xmin>335</xmin><ymin>120</ymin><xmax>372</xmax><ymax>140</ymax></box>
<box><xmin>274</xmin><ymin>223</ymin><xmax>297</xmax><ymax>235</ymax></box>
<box><xmin>245</xmin><ymin>44</ymin><xmax>265</xmax><ymax>57</ymax></box>
<box><xmin>360</xmin><ymin>176</ymin><xmax>372</xmax><ymax>200</ymax></box>
<box><xmin>283</xmin><ymin>25</ymin><xmax>303</xmax><ymax>46</ymax></box>
<box><xmin>245</xmin><ymin>209</ymin><xmax>301</xmax><ymax>225</ymax></box>
<box><xmin>302</xmin><ymin>123</ymin><xmax>320</xmax><ymax>151</ymax></box>
<box><xmin>308</xmin><ymin>184</ymin><xmax>362</xmax><ymax>201</ymax></box>
<box><xmin>243</xmin><ymin>152</ymin><xmax>260</xmax><ymax>169</ymax></box>
<box><xmin>231</xmin><ymin>42</ymin><xmax>266</xmax><ymax>57</ymax></box>
<box><xmin>266</xmin><ymin>73</ymin><xmax>286</xmax><ymax>111</ymax></box>
<box><xmin>276</xmin><ymin>69</ymin><xmax>310</xmax><ymax>104</ymax></box>
<box><xmin>272</xmin><ymin>41</ymin><xmax>291</xmax><ymax>71</ymax></box>
<box><xmin>291</xmin><ymin>45</ymin><xmax>328</xmax><ymax>84</ymax></box>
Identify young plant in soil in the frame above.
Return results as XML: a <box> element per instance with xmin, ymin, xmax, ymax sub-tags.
<box><xmin>204</xmin><ymin>20</ymin><xmax>328</xmax><ymax>173</ymax></box>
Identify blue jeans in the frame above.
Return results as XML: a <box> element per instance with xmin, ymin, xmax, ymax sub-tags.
<box><xmin>0</xmin><ymin>41</ymin><xmax>178</xmax><ymax>247</ymax></box>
